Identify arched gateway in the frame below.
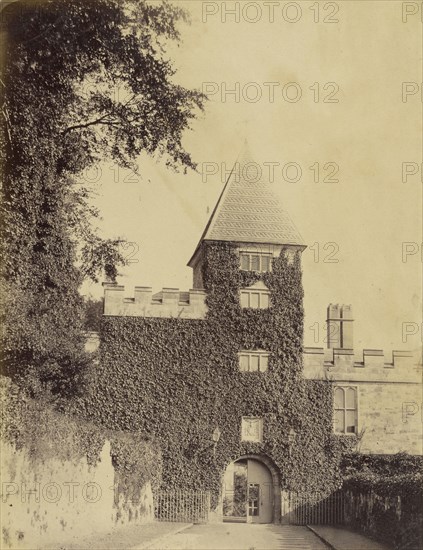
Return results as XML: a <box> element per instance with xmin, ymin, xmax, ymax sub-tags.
<box><xmin>222</xmin><ymin>455</ymin><xmax>280</xmax><ymax>524</ymax></box>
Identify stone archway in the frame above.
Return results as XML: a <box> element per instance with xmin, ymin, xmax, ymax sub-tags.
<box><xmin>222</xmin><ymin>454</ymin><xmax>281</xmax><ymax>524</ymax></box>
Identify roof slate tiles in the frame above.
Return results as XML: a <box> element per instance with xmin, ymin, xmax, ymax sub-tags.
<box><xmin>201</xmin><ymin>146</ymin><xmax>305</xmax><ymax>246</ymax></box>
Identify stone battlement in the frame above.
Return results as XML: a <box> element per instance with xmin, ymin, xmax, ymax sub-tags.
<box><xmin>303</xmin><ymin>347</ymin><xmax>420</xmax><ymax>383</ymax></box>
<box><xmin>103</xmin><ymin>283</ymin><xmax>207</xmax><ymax>319</ymax></box>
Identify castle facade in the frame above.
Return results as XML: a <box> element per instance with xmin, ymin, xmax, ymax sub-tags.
<box><xmin>96</xmin><ymin>151</ymin><xmax>421</xmax><ymax>524</ymax></box>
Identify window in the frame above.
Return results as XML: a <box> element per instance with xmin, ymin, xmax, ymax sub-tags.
<box><xmin>241</xmin><ymin>417</ymin><xmax>263</xmax><ymax>442</ymax></box>
<box><xmin>239</xmin><ymin>351</ymin><xmax>269</xmax><ymax>372</ymax></box>
<box><xmin>240</xmin><ymin>289</ymin><xmax>270</xmax><ymax>309</ymax></box>
<box><xmin>334</xmin><ymin>386</ymin><xmax>357</xmax><ymax>434</ymax></box>
<box><xmin>240</xmin><ymin>252</ymin><xmax>272</xmax><ymax>273</ymax></box>
<box><xmin>240</xmin><ymin>281</ymin><xmax>271</xmax><ymax>310</ymax></box>
<box><xmin>248</xmin><ymin>484</ymin><xmax>260</xmax><ymax>517</ymax></box>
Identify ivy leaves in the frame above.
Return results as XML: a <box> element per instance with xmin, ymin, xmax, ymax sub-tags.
<box><xmin>78</xmin><ymin>243</ymin><xmax>354</xmax><ymax>502</ymax></box>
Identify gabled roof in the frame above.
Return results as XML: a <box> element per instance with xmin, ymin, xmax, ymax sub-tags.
<box><xmin>188</xmin><ymin>143</ymin><xmax>306</xmax><ymax>267</ymax></box>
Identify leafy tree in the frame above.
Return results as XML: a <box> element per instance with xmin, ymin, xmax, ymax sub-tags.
<box><xmin>0</xmin><ymin>0</ymin><xmax>204</xmax><ymax>396</ymax></box>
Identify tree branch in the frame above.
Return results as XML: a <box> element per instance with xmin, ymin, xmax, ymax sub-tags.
<box><xmin>63</xmin><ymin>113</ymin><xmax>118</xmax><ymax>134</ymax></box>
<box><xmin>63</xmin><ymin>93</ymin><xmax>139</xmax><ymax>134</ymax></box>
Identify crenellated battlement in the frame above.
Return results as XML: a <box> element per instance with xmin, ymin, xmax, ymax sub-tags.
<box><xmin>103</xmin><ymin>283</ymin><xmax>208</xmax><ymax>319</ymax></box>
<box><xmin>303</xmin><ymin>347</ymin><xmax>420</xmax><ymax>383</ymax></box>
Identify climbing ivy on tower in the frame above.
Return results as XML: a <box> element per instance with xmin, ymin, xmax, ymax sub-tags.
<box><xmin>79</xmin><ymin>242</ymin><xmax>355</xmax><ymax>505</ymax></box>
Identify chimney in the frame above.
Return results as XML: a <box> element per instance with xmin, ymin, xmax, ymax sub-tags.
<box><xmin>327</xmin><ymin>304</ymin><xmax>354</xmax><ymax>349</ymax></box>
<box><xmin>327</xmin><ymin>304</ymin><xmax>341</xmax><ymax>348</ymax></box>
<box><xmin>340</xmin><ymin>304</ymin><xmax>354</xmax><ymax>348</ymax></box>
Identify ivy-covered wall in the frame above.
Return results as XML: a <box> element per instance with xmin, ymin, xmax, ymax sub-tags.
<box><xmin>83</xmin><ymin>243</ymin><xmax>354</xmax><ymax>509</ymax></box>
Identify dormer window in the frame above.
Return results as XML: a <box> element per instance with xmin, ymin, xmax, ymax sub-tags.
<box><xmin>240</xmin><ymin>281</ymin><xmax>270</xmax><ymax>309</ymax></box>
<box><xmin>240</xmin><ymin>251</ymin><xmax>272</xmax><ymax>273</ymax></box>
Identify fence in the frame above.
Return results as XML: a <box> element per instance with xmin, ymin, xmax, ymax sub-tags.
<box><xmin>154</xmin><ymin>490</ymin><xmax>210</xmax><ymax>523</ymax></box>
<box><xmin>289</xmin><ymin>491</ymin><xmax>345</xmax><ymax>525</ymax></box>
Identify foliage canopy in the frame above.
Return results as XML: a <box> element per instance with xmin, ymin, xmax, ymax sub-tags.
<box><xmin>0</xmin><ymin>0</ymin><xmax>204</xmax><ymax>394</ymax></box>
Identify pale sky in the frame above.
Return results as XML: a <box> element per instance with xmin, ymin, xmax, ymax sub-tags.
<box><xmin>82</xmin><ymin>0</ymin><xmax>422</xmax><ymax>355</ymax></box>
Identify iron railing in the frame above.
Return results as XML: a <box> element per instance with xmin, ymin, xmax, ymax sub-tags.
<box><xmin>154</xmin><ymin>489</ymin><xmax>210</xmax><ymax>523</ymax></box>
<box><xmin>290</xmin><ymin>490</ymin><xmax>345</xmax><ymax>525</ymax></box>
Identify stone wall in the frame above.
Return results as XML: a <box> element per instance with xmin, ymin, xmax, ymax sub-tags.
<box><xmin>103</xmin><ymin>284</ymin><xmax>207</xmax><ymax>319</ymax></box>
<box><xmin>356</xmin><ymin>382</ymin><xmax>422</xmax><ymax>455</ymax></box>
<box><xmin>0</xmin><ymin>440</ymin><xmax>154</xmax><ymax>549</ymax></box>
<box><xmin>303</xmin><ymin>347</ymin><xmax>417</xmax><ymax>382</ymax></box>
<box><xmin>303</xmin><ymin>347</ymin><xmax>422</xmax><ymax>455</ymax></box>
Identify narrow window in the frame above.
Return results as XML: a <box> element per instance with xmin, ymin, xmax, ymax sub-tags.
<box><xmin>240</xmin><ymin>253</ymin><xmax>250</xmax><ymax>271</ymax></box>
<box><xmin>239</xmin><ymin>354</ymin><xmax>249</xmax><ymax>372</ymax></box>
<box><xmin>261</xmin><ymin>255</ymin><xmax>271</xmax><ymax>272</ymax></box>
<box><xmin>250</xmin><ymin>255</ymin><xmax>260</xmax><ymax>271</ymax></box>
<box><xmin>259</xmin><ymin>354</ymin><xmax>268</xmax><ymax>372</ymax></box>
<box><xmin>334</xmin><ymin>386</ymin><xmax>357</xmax><ymax>434</ymax></box>
<box><xmin>250</xmin><ymin>355</ymin><xmax>259</xmax><ymax>372</ymax></box>
<box><xmin>240</xmin><ymin>291</ymin><xmax>250</xmax><ymax>308</ymax></box>
<box><xmin>260</xmin><ymin>293</ymin><xmax>269</xmax><ymax>309</ymax></box>
<box><xmin>250</xmin><ymin>292</ymin><xmax>260</xmax><ymax>309</ymax></box>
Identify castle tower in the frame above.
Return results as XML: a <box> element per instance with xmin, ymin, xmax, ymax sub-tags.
<box><xmin>188</xmin><ymin>144</ymin><xmax>307</xmax><ymax>286</ymax></box>
<box><xmin>103</xmin><ymin>144</ymin><xmax>307</xmax><ymax>318</ymax></box>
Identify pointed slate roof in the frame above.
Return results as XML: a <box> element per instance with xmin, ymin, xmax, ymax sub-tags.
<box><xmin>188</xmin><ymin>143</ymin><xmax>306</xmax><ymax>266</ymax></box>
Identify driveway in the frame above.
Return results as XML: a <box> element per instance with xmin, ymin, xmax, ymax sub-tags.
<box><xmin>148</xmin><ymin>523</ymin><xmax>329</xmax><ymax>550</ymax></box>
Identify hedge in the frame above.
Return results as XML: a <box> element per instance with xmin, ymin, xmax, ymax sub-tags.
<box><xmin>342</xmin><ymin>454</ymin><xmax>423</xmax><ymax>550</ymax></box>
<box><xmin>341</xmin><ymin>452</ymin><xmax>423</xmax><ymax>478</ymax></box>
